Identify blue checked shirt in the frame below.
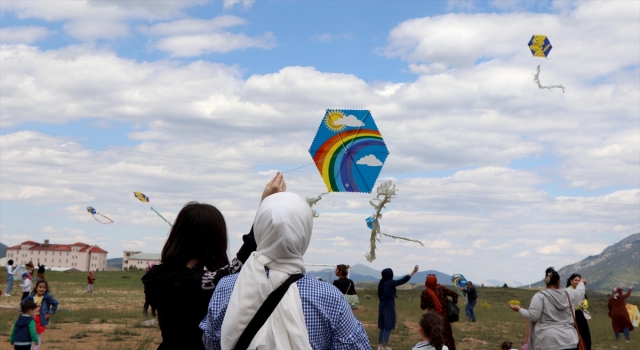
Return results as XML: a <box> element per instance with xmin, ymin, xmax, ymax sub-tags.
<box><xmin>200</xmin><ymin>273</ymin><xmax>371</xmax><ymax>350</ymax></box>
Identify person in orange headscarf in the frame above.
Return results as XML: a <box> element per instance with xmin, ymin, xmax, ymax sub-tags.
<box><xmin>420</xmin><ymin>274</ymin><xmax>458</xmax><ymax>350</ymax></box>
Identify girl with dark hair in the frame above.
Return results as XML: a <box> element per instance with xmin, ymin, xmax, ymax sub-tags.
<box><xmin>20</xmin><ymin>280</ymin><xmax>58</xmax><ymax>350</ymax></box>
<box><xmin>420</xmin><ymin>274</ymin><xmax>458</xmax><ymax>350</ymax></box>
<box><xmin>333</xmin><ymin>264</ymin><xmax>356</xmax><ymax>295</ymax></box>
<box><xmin>141</xmin><ymin>173</ymin><xmax>285</xmax><ymax>350</ymax></box>
<box><xmin>5</xmin><ymin>259</ymin><xmax>16</xmax><ymax>296</ymax></box>
<box><xmin>511</xmin><ymin>267</ymin><xmax>587</xmax><ymax>350</ymax></box>
<box><xmin>377</xmin><ymin>265</ymin><xmax>419</xmax><ymax>350</ymax></box>
<box><xmin>413</xmin><ymin>312</ymin><xmax>448</xmax><ymax>350</ymax></box>
<box><xmin>608</xmin><ymin>286</ymin><xmax>634</xmax><ymax>344</ymax></box>
<box><xmin>567</xmin><ymin>273</ymin><xmax>592</xmax><ymax>350</ymax></box>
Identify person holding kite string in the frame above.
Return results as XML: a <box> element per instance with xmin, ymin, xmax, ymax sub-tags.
<box><xmin>200</xmin><ymin>192</ymin><xmax>370</xmax><ymax>350</ymax></box>
<box><xmin>142</xmin><ymin>173</ymin><xmax>286</xmax><ymax>350</ymax></box>
<box><xmin>460</xmin><ymin>281</ymin><xmax>478</xmax><ymax>322</ymax></box>
<box><xmin>510</xmin><ymin>267</ymin><xmax>586</xmax><ymax>350</ymax></box>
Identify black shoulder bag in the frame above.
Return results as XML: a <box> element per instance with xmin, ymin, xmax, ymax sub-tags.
<box><xmin>234</xmin><ymin>273</ymin><xmax>304</xmax><ymax>350</ymax></box>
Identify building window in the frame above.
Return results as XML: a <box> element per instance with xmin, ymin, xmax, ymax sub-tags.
<box><xmin>66</xmin><ymin>259</ymin><xmax>68</xmax><ymax>263</ymax></box>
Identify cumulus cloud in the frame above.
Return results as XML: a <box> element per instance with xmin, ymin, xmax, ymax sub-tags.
<box><xmin>223</xmin><ymin>0</ymin><xmax>255</xmax><ymax>9</ymax></box>
<box><xmin>356</xmin><ymin>154</ymin><xmax>384</xmax><ymax>166</ymax></box>
<box><xmin>0</xmin><ymin>27</ymin><xmax>49</xmax><ymax>44</ymax></box>
<box><xmin>155</xmin><ymin>31</ymin><xmax>276</xmax><ymax>57</ymax></box>
<box><xmin>310</xmin><ymin>33</ymin><xmax>353</xmax><ymax>42</ymax></box>
<box><xmin>0</xmin><ymin>1</ymin><xmax>638</xmax><ymax>282</ymax></box>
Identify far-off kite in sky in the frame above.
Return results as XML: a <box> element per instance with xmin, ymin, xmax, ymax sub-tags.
<box><xmin>86</xmin><ymin>206</ymin><xmax>113</xmax><ymax>224</ymax></box>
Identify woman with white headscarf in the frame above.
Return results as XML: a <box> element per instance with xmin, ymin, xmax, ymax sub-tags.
<box><xmin>200</xmin><ymin>192</ymin><xmax>370</xmax><ymax>350</ymax></box>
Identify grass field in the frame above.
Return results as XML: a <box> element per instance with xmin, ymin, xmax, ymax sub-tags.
<box><xmin>1</xmin><ymin>271</ymin><xmax>638</xmax><ymax>350</ymax></box>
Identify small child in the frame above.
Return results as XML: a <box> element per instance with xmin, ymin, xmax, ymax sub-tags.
<box><xmin>21</xmin><ymin>280</ymin><xmax>58</xmax><ymax>350</ymax></box>
<box><xmin>501</xmin><ymin>341</ymin><xmax>517</xmax><ymax>350</ymax></box>
<box><xmin>413</xmin><ymin>312</ymin><xmax>449</xmax><ymax>350</ymax></box>
<box><xmin>87</xmin><ymin>271</ymin><xmax>96</xmax><ymax>293</ymax></box>
<box><xmin>9</xmin><ymin>300</ymin><xmax>40</xmax><ymax>350</ymax></box>
<box><xmin>20</xmin><ymin>273</ymin><xmax>32</xmax><ymax>301</ymax></box>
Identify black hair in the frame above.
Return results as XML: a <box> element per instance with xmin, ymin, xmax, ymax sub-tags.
<box><xmin>501</xmin><ymin>341</ymin><xmax>513</xmax><ymax>350</ymax></box>
<box><xmin>21</xmin><ymin>300</ymin><xmax>37</xmax><ymax>313</ymax></box>
<box><xmin>32</xmin><ymin>280</ymin><xmax>50</xmax><ymax>295</ymax></box>
<box><xmin>419</xmin><ymin>312</ymin><xmax>445</xmax><ymax>350</ymax></box>
<box><xmin>161</xmin><ymin>201</ymin><xmax>229</xmax><ymax>271</ymax></box>
<box><xmin>566</xmin><ymin>273</ymin><xmax>587</xmax><ymax>299</ymax></box>
<box><xmin>336</xmin><ymin>264</ymin><xmax>349</xmax><ymax>277</ymax></box>
<box><xmin>544</xmin><ymin>267</ymin><xmax>560</xmax><ymax>287</ymax></box>
<box><xmin>8</xmin><ymin>260</ymin><xmax>14</xmax><ymax>266</ymax></box>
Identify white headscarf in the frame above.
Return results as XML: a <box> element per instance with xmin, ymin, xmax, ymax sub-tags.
<box><xmin>221</xmin><ymin>192</ymin><xmax>313</xmax><ymax>350</ymax></box>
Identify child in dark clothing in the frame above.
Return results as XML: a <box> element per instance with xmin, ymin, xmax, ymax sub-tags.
<box><xmin>9</xmin><ymin>301</ymin><xmax>39</xmax><ymax>350</ymax></box>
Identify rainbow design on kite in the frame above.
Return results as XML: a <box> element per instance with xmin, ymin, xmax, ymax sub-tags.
<box><xmin>451</xmin><ymin>274</ymin><xmax>468</xmax><ymax>289</ymax></box>
<box><xmin>309</xmin><ymin>109</ymin><xmax>388</xmax><ymax>193</ymax></box>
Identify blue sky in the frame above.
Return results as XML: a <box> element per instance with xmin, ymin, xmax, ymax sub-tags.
<box><xmin>1</xmin><ymin>0</ymin><xmax>638</xmax><ymax>284</ymax></box>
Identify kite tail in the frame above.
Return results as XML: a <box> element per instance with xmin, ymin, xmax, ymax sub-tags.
<box><xmin>151</xmin><ymin>207</ymin><xmax>173</xmax><ymax>227</ymax></box>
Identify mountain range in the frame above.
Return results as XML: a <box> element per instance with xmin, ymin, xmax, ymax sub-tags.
<box><xmin>532</xmin><ymin>232</ymin><xmax>640</xmax><ymax>291</ymax></box>
<box><xmin>306</xmin><ymin>263</ymin><xmax>451</xmax><ymax>285</ymax></box>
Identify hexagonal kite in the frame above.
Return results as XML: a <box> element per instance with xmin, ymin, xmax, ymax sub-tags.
<box><xmin>528</xmin><ymin>35</ymin><xmax>552</xmax><ymax>58</ymax></box>
<box><xmin>309</xmin><ymin>109</ymin><xmax>388</xmax><ymax>193</ymax></box>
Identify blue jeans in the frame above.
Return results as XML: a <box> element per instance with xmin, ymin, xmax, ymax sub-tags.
<box><xmin>615</xmin><ymin>328</ymin><xmax>631</xmax><ymax>341</ymax></box>
<box><xmin>378</xmin><ymin>328</ymin><xmax>392</xmax><ymax>345</ymax></box>
<box><xmin>5</xmin><ymin>274</ymin><xmax>13</xmax><ymax>294</ymax></box>
<box><xmin>465</xmin><ymin>299</ymin><xmax>476</xmax><ymax>321</ymax></box>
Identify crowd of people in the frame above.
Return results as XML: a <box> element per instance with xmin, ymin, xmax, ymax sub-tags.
<box><xmin>3</xmin><ymin>172</ymin><xmax>637</xmax><ymax>350</ymax></box>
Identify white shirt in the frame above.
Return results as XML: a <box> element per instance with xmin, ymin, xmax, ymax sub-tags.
<box><xmin>21</xmin><ymin>278</ymin><xmax>32</xmax><ymax>293</ymax></box>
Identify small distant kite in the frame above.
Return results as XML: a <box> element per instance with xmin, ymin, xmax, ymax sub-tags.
<box><xmin>533</xmin><ymin>65</ymin><xmax>565</xmax><ymax>93</ymax></box>
<box><xmin>451</xmin><ymin>274</ymin><xmax>468</xmax><ymax>289</ymax></box>
<box><xmin>528</xmin><ymin>35</ymin><xmax>552</xmax><ymax>58</ymax></box>
<box><xmin>86</xmin><ymin>206</ymin><xmax>114</xmax><ymax>224</ymax></box>
<box><xmin>134</xmin><ymin>192</ymin><xmax>149</xmax><ymax>202</ymax></box>
<box><xmin>309</xmin><ymin>109</ymin><xmax>389</xmax><ymax>193</ymax></box>
<box><xmin>133</xmin><ymin>192</ymin><xmax>173</xmax><ymax>227</ymax></box>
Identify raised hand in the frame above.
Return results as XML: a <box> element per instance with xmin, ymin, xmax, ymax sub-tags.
<box><xmin>261</xmin><ymin>172</ymin><xmax>286</xmax><ymax>202</ymax></box>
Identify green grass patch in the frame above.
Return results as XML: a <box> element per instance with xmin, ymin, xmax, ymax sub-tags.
<box><xmin>69</xmin><ymin>331</ymin><xmax>88</xmax><ymax>339</ymax></box>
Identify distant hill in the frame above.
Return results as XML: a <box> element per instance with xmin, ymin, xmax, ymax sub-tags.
<box><xmin>107</xmin><ymin>258</ymin><xmax>123</xmax><ymax>269</ymax></box>
<box><xmin>0</xmin><ymin>242</ymin><xmax>7</xmax><ymax>258</ymax></box>
<box><xmin>307</xmin><ymin>264</ymin><xmax>450</xmax><ymax>284</ymax></box>
<box><xmin>532</xmin><ymin>232</ymin><xmax>640</xmax><ymax>291</ymax></box>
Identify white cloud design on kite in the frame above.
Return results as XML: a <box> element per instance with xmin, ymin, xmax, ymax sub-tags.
<box><xmin>333</xmin><ymin>114</ymin><xmax>364</xmax><ymax>127</ymax></box>
<box><xmin>356</xmin><ymin>154</ymin><xmax>383</xmax><ymax>166</ymax></box>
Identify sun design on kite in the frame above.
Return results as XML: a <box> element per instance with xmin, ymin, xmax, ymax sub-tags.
<box><xmin>324</xmin><ymin>110</ymin><xmax>347</xmax><ymax>132</ymax></box>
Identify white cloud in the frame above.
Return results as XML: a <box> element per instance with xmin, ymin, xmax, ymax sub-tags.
<box><xmin>0</xmin><ymin>1</ymin><xmax>638</xmax><ymax>281</ymax></box>
<box><xmin>223</xmin><ymin>0</ymin><xmax>256</xmax><ymax>9</ymax></box>
<box><xmin>155</xmin><ymin>31</ymin><xmax>276</xmax><ymax>57</ymax></box>
<box><xmin>333</xmin><ymin>114</ymin><xmax>365</xmax><ymax>127</ymax></box>
<box><xmin>310</xmin><ymin>33</ymin><xmax>353</xmax><ymax>42</ymax></box>
<box><xmin>514</xmin><ymin>251</ymin><xmax>530</xmax><ymax>258</ymax></box>
<box><xmin>356</xmin><ymin>154</ymin><xmax>383</xmax><ymax>167</ymax></box>
<box><xmin>0</xmin><ymin>27</ymin><xmax>49</xmax><ymax>44</ymax></box>
<box><xmin>63</xmin><ymin>20</ymin><xmax>130</xmax><ymax>41</ymax></box>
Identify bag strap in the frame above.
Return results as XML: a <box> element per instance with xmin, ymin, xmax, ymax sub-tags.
<box><xmin>347</xmin><ymin>282</ymin><xmax>353</xmax><ymax>294</ymax></box>
<box><xmin>234</xmin><ymin>273</ymin><xmax>304</xmax><ymax>350</ymax></box>
<box><xmin>565</xmin><ymin>290</ymin><xmax>584</xmax><ymax>345</ymax></box>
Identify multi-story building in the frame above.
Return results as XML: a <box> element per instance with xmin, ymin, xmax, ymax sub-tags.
<box><xmin>6</xmin><ymin>240</ymin><xmax>108</xmax><ymax>271</ymax></box>
<box><xmin>122</xmin><ymin>250</ymin><xmax>161</xmax><ymax>271</ymax></box>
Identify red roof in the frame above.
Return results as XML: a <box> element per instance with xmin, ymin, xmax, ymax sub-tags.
<box><xmin>7</xmin><ymin>241</ymin><xmax>107</xmax><ymax>254</ymax></box>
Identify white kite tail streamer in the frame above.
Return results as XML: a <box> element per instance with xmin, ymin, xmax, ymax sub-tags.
<box><xmin>306</xmin><ymin>193</ymin><xmax>328</xmax><ymax>218</ymax></box>
<box><xmin>533</xmin><ymin>65</ymin><xmax>565</xmax><ymax>93</ymax></box>
<box><xmin>365</xmin><ymin>180</ymin><xmax>423</xmax><ymax>262</ymax></box>
<box><xmin>151</xmin><ymin>207</ymin><xmax>173</xmax><ymax>227</ymax></box>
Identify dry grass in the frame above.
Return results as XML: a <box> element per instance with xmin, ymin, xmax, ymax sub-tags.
<box><xmin>1</xmin><ymin>271</ymin><xmax>638</xmax><ymax>349</ymax></box>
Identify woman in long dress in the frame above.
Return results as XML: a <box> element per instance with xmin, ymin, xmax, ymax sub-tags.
<box><xmin>378</xmin><ymin>266</ymin><xmax>419</xmax><ymax>350</ymax></box>
<box><xmin>420</xmin><ymin>274</ymin><xmax>458</xmax><ymax>350</ymax></box>
<box><xmin>567</xmin><ymin>273</ymin><xmax>591</xmax><ymax>350</ymax></box>
<box><xmin>608</xmin><ymin>286</ymin><xmax>634</xmax><ymax>344</ymax></box>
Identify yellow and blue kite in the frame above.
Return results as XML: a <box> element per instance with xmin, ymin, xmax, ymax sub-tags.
<box><xmin>528</xmin><ymin>35</ymin><xmax>552</xmax><ymax>58</ymax></box>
